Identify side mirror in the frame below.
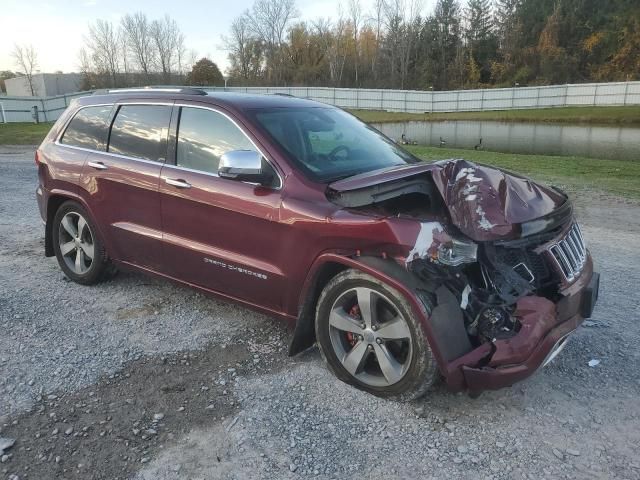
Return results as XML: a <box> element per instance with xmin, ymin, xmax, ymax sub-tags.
<box><xmin>218</xmin><ymin>150</ymin><xmax>266</xmax><ymax>184</ymax></box>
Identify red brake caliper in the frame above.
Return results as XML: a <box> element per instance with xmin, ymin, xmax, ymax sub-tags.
<box><xmin>346</xmin><ymin>304</ymin><xmax>361</xmax><ymax>347</ymax></box>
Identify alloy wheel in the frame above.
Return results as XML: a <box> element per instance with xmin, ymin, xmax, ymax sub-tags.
<box><xmin>58</xmin><ymin>211</ymin><xmax>95</xmax><ymax>275</ymax></box>
<box><xmin>328</xmin><ymin>287</ymin><xmax>413</xmax><ymax>387</ymax></box>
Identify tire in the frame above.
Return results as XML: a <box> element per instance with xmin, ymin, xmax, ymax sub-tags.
<box><xmin>315</xmin><ymin>269</ymin><xmax>439</xmax><ymax>401</ymax></box>
<box><xmin>52</xmin><ymin>200</ymin><xmax>111</xmax><ymax>285</ymax></box>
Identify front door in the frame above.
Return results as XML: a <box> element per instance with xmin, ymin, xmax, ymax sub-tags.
<box><xmin>159</xmin><ymin>105</ymin><xmax>286</xmax><ymax>311</ymax></box>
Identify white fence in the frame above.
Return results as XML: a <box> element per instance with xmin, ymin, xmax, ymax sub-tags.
<box><xmin>0</xmin><ymin>91</ymin><xmax>91</xmax><ymax>123</ymax></box>
<box><xmin>1</xmin><ymin>81</ymin><xmax>639</xmax><ymax>123</ymax></box>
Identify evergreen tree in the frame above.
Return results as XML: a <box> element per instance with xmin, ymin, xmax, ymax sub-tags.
<box><xmin>465</xmin><ymin>0</ymin><xmax>496</xmax><ymax>84</ymax></box>
<box><xmin>433</xmin><ymin>0</ymin><xmax>462</xmax><ymax>89</ymax></box>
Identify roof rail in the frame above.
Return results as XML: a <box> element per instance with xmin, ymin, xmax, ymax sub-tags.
<box><xmin>99</xmin><ymin>86</ymin><xmax>208</xmax><ymax>96</ymax></box>
<box><xmin>272</xmin><ymin>92</ymin><xmax>294</xmax><ymax>97</ymax></box>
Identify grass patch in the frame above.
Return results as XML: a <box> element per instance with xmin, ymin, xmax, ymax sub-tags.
<box><xmin>0</xmin><ymin>122</ymin><xmax>52</xmax><ymax>145</ymax></box>
<box><xmin>351</xmin><ymin>106</ymin><xmax>640</xmax><ymax>126</ymax></box>
<box><xmin>405</xmin><ymin>145</ymin><xmax>640</xmax><ymax>199</ymax></box>
<box><xmin>1</xmin><ymin>120</ymin><xmax>637</xmax><ymax>199</ymax></box>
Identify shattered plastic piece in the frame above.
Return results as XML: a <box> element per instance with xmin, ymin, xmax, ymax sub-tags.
<box><xmin>225</xmin><ymin>416</ymin><xmax>240</xmax><ymax>432</ymax></box>
<box><xmin>588</xmin><ymin>359</ymin><xmax>600</xmax><ymax>367</ymax></box>
<box><xmin>460</xmin><ymin>285</ymin><xmax>471</xmax><ymax>310</ymax></box>
<box><xmin>0</xmin><ymin>437</ymin><xmax>15</xmax><ymax>454</ymax></box>
<box><xmin>406</xmin><ymin>222</ymin><xmax>444</xmax><ymax>264</ymax></box>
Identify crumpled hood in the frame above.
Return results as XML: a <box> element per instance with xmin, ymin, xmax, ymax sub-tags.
<box><xmin>328</xmin><ymin>159</ymin><xmax>568</xmax><ymax>242</ymax></box>
<box><xmin>429</xmin><ymin>159</ymin><xmax>567</xmax><ymax>241</ymax></box>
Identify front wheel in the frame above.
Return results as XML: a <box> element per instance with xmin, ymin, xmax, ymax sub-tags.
<box><xmin>315</xmin><ymin>269</ymin><xmax>438</xmax><ymax>401</ymax></box>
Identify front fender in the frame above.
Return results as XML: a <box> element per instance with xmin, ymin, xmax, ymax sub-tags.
<box><xmin>289</xmin><ymin>253</ymin><xmax>450</xmax><ymax>371</ymax></box>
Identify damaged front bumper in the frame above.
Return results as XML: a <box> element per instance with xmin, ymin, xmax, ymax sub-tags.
<box><xmin>444</xmin><ymin>258</ymin><xmax>600</xmax><ymax>394</ymax></box>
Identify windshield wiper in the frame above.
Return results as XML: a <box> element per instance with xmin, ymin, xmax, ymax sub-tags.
<box><xmin>321</xmin><ymin>171</ymin><xmax>364</xmax><ymax>183</ymax></box>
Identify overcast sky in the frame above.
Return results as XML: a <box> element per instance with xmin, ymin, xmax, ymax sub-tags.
<box><xmin>0</xmin><ymin>0</ymin><xmax>437</xmax><ymax>75</ymax></box>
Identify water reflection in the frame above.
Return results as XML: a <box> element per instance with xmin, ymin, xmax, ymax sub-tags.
<box><xmin>373</xmin><ymin>120</ymin><xmax>640</xmax><ymax>161</ymax></box>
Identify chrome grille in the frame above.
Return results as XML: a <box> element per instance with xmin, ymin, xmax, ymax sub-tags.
<box><xmin>548</xmin><ymin>223</ymin><xmax>587</xmax><ymax>282</ymax></box>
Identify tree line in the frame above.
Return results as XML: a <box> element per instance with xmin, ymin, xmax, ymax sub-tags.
<box><xmin>225</xmin><ymin>0</ymin><xmax>640</xmax><ymax>90</ymax></box>
<box><xmin>2</xmin><ymin>0</ymin><xmax>638</xmax><ymax>95</ymax></box>
<box><xmin>77</xmin><ymin>13</ymin><xmax>197</xmax><ymax>89</ymax></box>
<box><xmin>2</xmin><ymin>13</ymin><xmax>222</xmax><ymax>94</ymax></box>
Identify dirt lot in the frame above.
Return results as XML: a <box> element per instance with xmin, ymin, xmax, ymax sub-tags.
<box><xmin>1</xmin><ymin>145</ymin><xmax>639</xmax><ymax>480</ymax></box>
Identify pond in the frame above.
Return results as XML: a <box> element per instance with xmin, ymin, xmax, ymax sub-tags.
<box><xmin>372</xmin><ymin>120</ymin><xmax>640</xmax><ymax>161</ymax></box>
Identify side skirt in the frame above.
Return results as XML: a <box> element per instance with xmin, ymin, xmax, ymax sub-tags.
<box><xmin>113</xmin><ymin>259</ymin><xmax>296</xmax><ymax>324</ymax></box>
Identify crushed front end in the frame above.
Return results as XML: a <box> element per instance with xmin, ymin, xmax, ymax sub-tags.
<box><xmin>408</xmin><ymin>213</ymin><xmax>599</xmax><ymax>393</ymax></box>
<box><xmin>405</xmin><ymin>160</ymin><xmax>600</xmax><ymax>393</ymax></box>
<box><xmin>328</xmin><ymin>159</ymin><xmax>600</xmax><ymax>394</ymax></box>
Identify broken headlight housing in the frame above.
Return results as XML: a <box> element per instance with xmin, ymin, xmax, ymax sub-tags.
<box><xmin>437</xmin><ymin>237</ymin><xmax>478</xmax><ymax>266</ymax></box>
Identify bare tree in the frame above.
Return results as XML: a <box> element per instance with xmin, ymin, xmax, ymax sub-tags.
<box><xmin>313</xmin><ymin>14</ymin><xmax>349</xmax><ymax>85</ymax></box>
<box><xmin>120</xmin><ymin>33</ymin><xmax>130</xmax><ymax>84</ymax></box>
<box><xmin>348</xmin><ymin>0</ymin><xmax>362</xmax><ymax>85</ymax></box>
<box><xmin>223</xmin><ymin>16</ymin><xmax>256</xmax><ymax>81</ymax></box>
<box><xmin>187</xmin><ymin>49</ymin><xmax>199</xmax><ymax>71</ymax></box>
<box><xmin>85</xmin><ymin>19</ymin><xmax>121</xmax><ymax>87</ymax></box>
<box><xmin>383</xmin><ymin>0</ymin><xmax>422</xmax><ymax>88</ymax></box>
<box><xmin>78</xmin><ymin>48</ymin><xmax>92</xmax><ymax>76</ymax></box>
<box><xmin>245</xmin><ymin>0</ymin><xmax>297</xmax><ymax>83</ymax></box>
<box><xmin>77</xmin><ymin>47</ymin><xmax>95</xmax><ymax>89</ymax></box>
<box><xmin>11</xmin><ymin>44</ymin><xmax>39</xmax><ymax>95</ymax></box>
<box><xmin>151</xmin><ymin>15</ymin><xmax>183</xmax><ymax>83</ymax></box>
<box><xmin>370</xmin><ymin>0</ymin><xmax>385</xmax><ymax>81</ymax></box>
<box><xmin>121</xmin><ymin>12</ymin><xmax>156</xmax><ymax>80</ymax></box>
<box><xmin>175</xmin><ymin>32</ymin><xmax>187</xmax><ymax>77</ymax></box>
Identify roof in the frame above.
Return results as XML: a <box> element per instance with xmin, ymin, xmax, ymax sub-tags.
<box><xmin>80</xmin><ymin>89</ymin><xmax>328</xmax><ymax>111</ymax></box>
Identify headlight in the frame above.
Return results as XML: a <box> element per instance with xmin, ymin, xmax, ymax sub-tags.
<box><xmin>437</xmin><ymin>237</ymin><xmax>478</xmax><ymax>266</ymax></box>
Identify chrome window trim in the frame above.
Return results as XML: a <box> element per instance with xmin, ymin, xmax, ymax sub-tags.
<box><xmin>54</xmin><ymin>141</ymin><xmax>171</xmax><ymax>167</ymax></box>
<box><xmin>172</xmin><ymin>102</ymin><xmax>283</xmax><ymax>190</ymax></box>
<box><xmin>55</xmin><ymin>101</ymin><xmax>174</xmax><ymax>150</ymax></box>
<box><xmin>161</xmin><ymin>162</ymin><xmax>220</xmax><ymax>178</ymax></box>
<box><xmin>54</xmin><ymin>101</ymin><xmax>283</xmax><ymax>190</ymax></box>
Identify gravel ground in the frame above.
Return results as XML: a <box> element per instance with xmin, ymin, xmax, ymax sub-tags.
<box><xmin>1</xmin><ymin>145</ymin><xmax>639</xmax><ymax>480</ymax></box>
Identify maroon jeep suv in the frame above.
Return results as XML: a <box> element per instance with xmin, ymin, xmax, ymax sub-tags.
<box><xmin>36</xmin><ymin>88</ymin><xmax>599</xmax><ymax>399</ymax></box>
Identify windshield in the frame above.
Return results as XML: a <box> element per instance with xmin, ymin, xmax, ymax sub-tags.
<box><xmin>249</xmin><ymin>107</ymin><xmax>418</xmax><ymax>183</ymax></box>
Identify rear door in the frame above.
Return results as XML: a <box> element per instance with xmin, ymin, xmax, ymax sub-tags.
<box><xmin>80</xmin><ymin>101</ymin><xmax>173</xmax><ymax>271</ymax></box>
<box><xmin>159</xmin><ymin>104</ymin><xmax>287</xmax><ymax>311</ymax></box>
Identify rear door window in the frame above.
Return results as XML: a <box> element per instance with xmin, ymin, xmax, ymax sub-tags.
<box><xmin>108</xmin><ymin>105</ymin><xmax>172</xmax><ymax>161</ymax></box>
<box><xmin>176</xmin><ymin>107</ymin><xmax>255</xmax><ymax>174</ymax></box>
<box><xmin>60</xmin><ymin>105</ymin><xmax>112</xmax><ymax>151</ymax></box>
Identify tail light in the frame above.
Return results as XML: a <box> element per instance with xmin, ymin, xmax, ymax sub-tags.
<box><xmin>35</xmin><ymin>150</ymin><xmax>41</xmax><ymax>166</ymax></box>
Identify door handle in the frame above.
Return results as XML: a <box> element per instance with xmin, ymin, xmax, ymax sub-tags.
<box><xmin>165</xmin><ymin>178</ymin><xmax>191</xmax><ymax>189</ymax></box>
<box><xmin>87</xmin><ymin>161</ymin><xmax>107</xmax><ymax>170</ymax></box>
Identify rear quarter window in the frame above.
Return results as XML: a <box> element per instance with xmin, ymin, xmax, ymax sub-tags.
<box><xmin>108</xmin><ymin>105</ymin><xmax>172</xmax><ymax>161</ymax></box>
<box><xmin>60</xmin><ymin>105</ymin><xmax>112</xmax><ymax>151</ymax></box>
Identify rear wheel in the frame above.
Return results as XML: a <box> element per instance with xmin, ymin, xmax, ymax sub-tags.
<box><xmin>52</xmin><ymin>201</ymin><xmax>111</xmax><ymax>285</ymax></box>
<box><xmin>315</xmin><ymin>269</ymin><xmax>438</xmax><ymax>401</ymax></box>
